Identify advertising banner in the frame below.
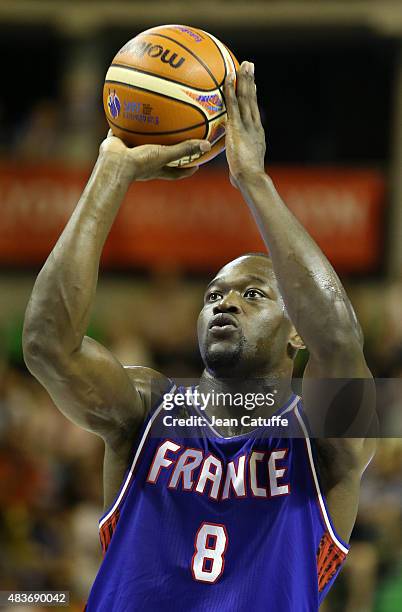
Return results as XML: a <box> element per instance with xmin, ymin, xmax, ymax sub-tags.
<box><xmin>0</xmin><ymin>163</ymin><xmax>385</xmax><ymax>272</ymax></box>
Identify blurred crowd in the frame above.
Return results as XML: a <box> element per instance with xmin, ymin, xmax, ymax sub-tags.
<box><xmin>5</xmin><ymin>81</ymin><xmax>106</xmax><ymax>168</ymax></box>
<box><xmin>0</xmin><ymin>271</ymin><xmax>401</xmax><ymax>611</ymax></box>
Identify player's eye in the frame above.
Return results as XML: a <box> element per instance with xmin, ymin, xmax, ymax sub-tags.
<box><xmin>205</xmin><ymin>291</ymin><xmax>222</xmax><ymax>303</ymax></box>
<box><xmin>244</xmin><ymin>288</ymin><xmax>265</xmax><ymax>299</ymax></box>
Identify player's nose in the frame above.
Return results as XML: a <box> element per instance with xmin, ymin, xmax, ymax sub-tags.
<box><xmin>213</xmin><ymin>290</ymin><xmax>241</xmax><ymax>315</ymax></box>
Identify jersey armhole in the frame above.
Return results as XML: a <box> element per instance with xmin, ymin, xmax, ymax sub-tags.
<box><xmin>294</xmin><ymin>405</ymin><xmax>350</xmax><ymax>556</ymax></box>
<box><xmin>98</xmin><ymin>380</ymin><xmax>176</xmax><ymax>554</ymax></box>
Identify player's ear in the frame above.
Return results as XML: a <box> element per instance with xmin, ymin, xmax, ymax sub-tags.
<box><xmin>287</xmin><ymin>326</ymin><xmax>305</xmax><ymax>358</ymax></box>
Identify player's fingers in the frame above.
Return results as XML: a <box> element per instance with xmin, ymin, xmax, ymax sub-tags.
<box><xmin>107</xmin><ymin>129</ymin><xmax>114</xmax><ymax>138</ymax></box>
<box><xmin>236</xmin><ymin>61</ymin><xmax>253</xmax><ymax>125</ymax></box>
<box><xmin>159</xmin><ymin>166</ymin><xmax>199</xmax><ymax>180</ymax></box>
<box><xmin>159</xmin><ymin>140</ymin><xmax>211</xmax><ymax>165</ymax></box>
<box><xmin>223</xmin><ymin>72</ymin><xmax>241</xmax><ymax>123</ymax></box>
<box><xmin>248</xmin><ymin>65</ymin><xmax>263</xmax><ymax>126</ymax></box>
<box><xmin>229</xmin><ymin>172</ymin><xmax>239</xmax><ymax>189</ymax></box>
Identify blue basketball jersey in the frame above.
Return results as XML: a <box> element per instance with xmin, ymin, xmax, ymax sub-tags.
<box><xmin>86</xmin><ymin>385</ymin><xmax>349</xmax><ymax>611</ymax></box>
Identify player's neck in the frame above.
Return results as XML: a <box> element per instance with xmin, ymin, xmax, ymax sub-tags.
<box><xmin>198</xmin><ymin>370</ymin><xmax>293</xmax><ymax>422</ymax></box>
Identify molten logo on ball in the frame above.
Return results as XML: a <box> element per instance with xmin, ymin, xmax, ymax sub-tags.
<box><xmin>107</xmin><ymin>90</ymin><xmax>121</xmax><ymax>119</ymax></box>
<box><xmin>122</xmin><ymin>40</ymin><xmax>185</xmax><ymax>69</ymax></box>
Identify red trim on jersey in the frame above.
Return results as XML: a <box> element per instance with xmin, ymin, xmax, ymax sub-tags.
<box><xmin>99</xmin><ymin>507</ymin><xmax>121</xmax><ymax>556</ymax></box>
<box><xmin>317</xmin><ymin>532</ymin><xmax>347</xmax><ymax>592</ymax></box>
<box><xmin>205</xmin><ymin>533</ymin><xmax>218</xmax><ymax>550</ymax></box>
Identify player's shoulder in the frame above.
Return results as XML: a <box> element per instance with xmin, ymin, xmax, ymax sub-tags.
<box><xmin>123</xmin><ymin>365</ymin><xmax>173</xmax><ymax>413</ymax></box>
<box><xmin>123</xmin><ymin>364</ymin><xmax>171</xmax><ymax>388</ymax></box>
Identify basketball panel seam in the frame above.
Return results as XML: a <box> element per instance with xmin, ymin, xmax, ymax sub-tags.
<box><xmin>148</xmin><ymin>32</ymin><xmax>221</xmax><ymax>90</ymax></box>
<box><xmin>111</xmin><ymin>62</ymin><xmax>220</xmax><ymax>93</ymax></box>
<box><xmin>105</xmin><ymin>66</ymin><xmax>221</xmax><ymax>116</ymax></box>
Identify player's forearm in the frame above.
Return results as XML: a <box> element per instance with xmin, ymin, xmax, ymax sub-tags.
<box><xmin>23</xmin><ymin>132</ymin><xmax>208</xmax><ymax>364</ymax></box>
<box><xmin>239</xmin><ymin>172</ymin><xmax>362</xmax><ymax>353</ymax></box>
<box><xmin>23</xmin><ymin>154</ymin><xmax>131</xmax><ymax>358</ymax></box>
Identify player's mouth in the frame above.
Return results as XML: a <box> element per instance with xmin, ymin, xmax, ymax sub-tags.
<box><xmin>208</xmin><ymin>313</ymin><xmax>239</xmax><ymax>336</ymax></box>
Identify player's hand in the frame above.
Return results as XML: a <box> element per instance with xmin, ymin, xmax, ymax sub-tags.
<box><xmin>99</xmin><ymin>130</ymin><xmax>211</xmax><ymax>182</ymax></box>
<box><xmin>224</xmin><ymin>61</ymin><xmax>266</xmax><ymax>189</ymax></box>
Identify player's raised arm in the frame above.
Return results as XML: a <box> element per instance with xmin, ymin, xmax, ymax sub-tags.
<box><xmin>224</xmin><ymin>62</ymin><xmax>372</xmax><ymax>371</ymax></box>
<box><xmin>224</xmin><ymin>62</ymin><xmax>364</xmax><ymax>361</ymax></box>
<box><xmin>22</xmin><ymin>133</ymin><xmax>211</xmax><ymax>443</ymax></box>
<box><xmin>224</xmin><ymin>62</ymin><xmax>375</xmax><ymax>504</ymax></box>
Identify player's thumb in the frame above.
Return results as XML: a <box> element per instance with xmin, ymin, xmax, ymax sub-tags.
<box><xmin>161</xmin><ymin>139</ymin><xmax>211</xmax><ymax>165</ymax></box>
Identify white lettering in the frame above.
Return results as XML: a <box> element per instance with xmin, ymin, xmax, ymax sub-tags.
<box><xmin>147</xmin><ymin>440</ymin><xmax>180</xmax><ymax>483</ymax></box>
<box><xmin>222</xmin><ymin>456</ymin><xmax>246</xmax><ymax>500</ymax></box>
<box><xmin>195</xmin><ymin>455</ymin><xmax>223</xmax><ymax>500</ymax></box>
<box><xmin>169</xmin><ymin>449</ymin><xmax>203</xmax><ymax>490</ymax></box>
<box><xmin>249</xmin><ymin>451</ymin><xmax>267</xmax><ymax>497</ymax></box>
<box><xmin>268</xmin><ymin>450</ymin><xmax>289</xmax><ymax>496</ymax></box>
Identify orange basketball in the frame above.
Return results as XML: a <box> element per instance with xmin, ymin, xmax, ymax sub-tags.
<box><xmin>103</xmin><ymin>25</ymin><xmax>239</xmax><ymax>167</ymax></box>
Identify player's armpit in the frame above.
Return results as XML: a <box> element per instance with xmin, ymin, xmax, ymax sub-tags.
<box><xmin>100</xmin><ymin>365</ymin><xmax>173</xmax><ymax>511</ymax></box>
<box><xmin>23</xmin><ymin>334</ymin><xmax>154</xmax><ymax>443</ymax></box>
<box><xmin>302</xmin><ymin>342</ymin><xmax>377</xmax><ymax>543</ymax></box>
<box><xmin>311</xmin><ymin>436</ymin><xmax>376</xmax><ymax>544</ymax></box>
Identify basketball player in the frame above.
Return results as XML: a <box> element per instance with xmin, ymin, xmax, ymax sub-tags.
<box><xmin>23</xmin><ymin>61</ymin><xmax>376</xmax><ymax>610</ymax></box>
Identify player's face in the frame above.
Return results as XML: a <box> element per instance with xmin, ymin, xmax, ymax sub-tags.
<box><xmin>197</xmin><ymin>256</ymin><xmax>293</xmax><ymax>377</ymax></box>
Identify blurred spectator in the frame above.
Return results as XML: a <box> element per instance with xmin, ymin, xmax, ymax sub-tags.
<box><xmin>13</xmin><ymin>100</ymin><xmax>61</xmax><ymax>162</ymax></box>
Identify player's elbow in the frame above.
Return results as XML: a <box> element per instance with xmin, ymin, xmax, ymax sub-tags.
<box><xmin>341</xmin><ymin>437</ymin><xmax>377</xmax><ymax>475</ymax></box>
<box><xmin>22</xmin><ymin>319</ymin><xmax>60</xmax><ymax>374</ymax></box>
<box><xmin>23</xmin><ymin>331</ymin><xmax>48</xmax><ymax>374</ymax></box>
